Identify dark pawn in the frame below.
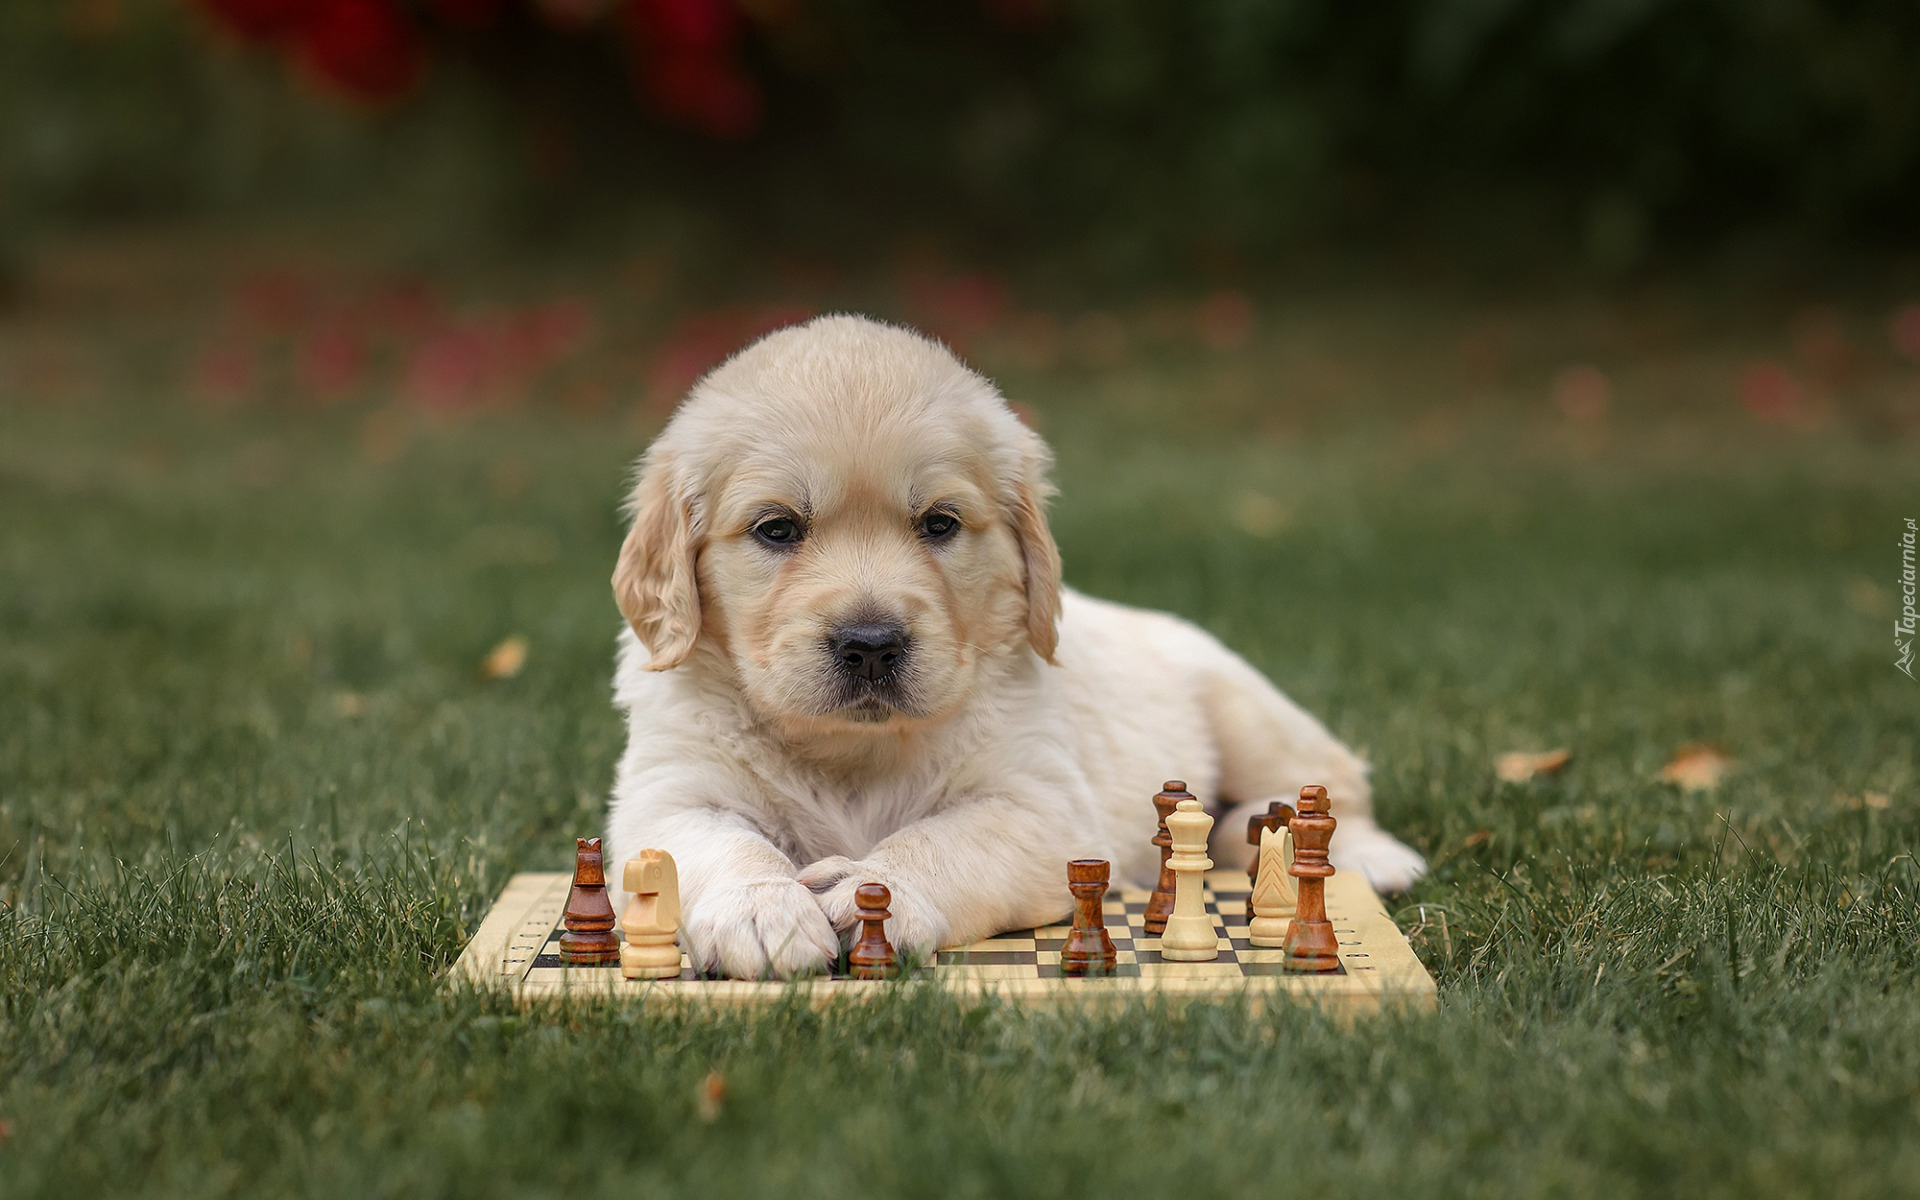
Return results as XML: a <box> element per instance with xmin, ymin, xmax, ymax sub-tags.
<box><xmin>1282</xmin><ymin>785</ymin><xmax>1340</xmax><ymax>973</ymax></box>
<box><xmin>1143</xmin><ymin>781</ymin><xmax>1192</xmax><ymax>934</ymax></box>
<box><xmin>1244</xmin><ymin>800</ymin><xmax>1295</xmax><ymax>921</ymax></box>
<box><xmin>1061</xmin><ymin>859</ymin><xmax>1118</xmax><ymax>975</ymax></box>
<box><xmin>849</xmin><ymin>882</ymin><xmax>898</xmax><ymax>979</ymax></box>
<box><xmin>560</xmin><ymin>836</ymin><xmax>621</xmax><ymax>964</ymax></box>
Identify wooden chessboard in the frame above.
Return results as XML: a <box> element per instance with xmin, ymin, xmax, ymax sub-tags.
<box><xmin>453</xmin><ymin>868</ymin><xmax>1436</xmax><ymax>1012</ymax></box>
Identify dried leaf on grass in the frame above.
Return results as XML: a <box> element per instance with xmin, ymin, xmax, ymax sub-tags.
<box><xmin>1660</xmin><ymin>744</ymin><xmax>1733</xmax><ymax>791</ymax></box>
<box><xmin>697</xmin><ymin>1071</ymin><xmax>727</xmax><ymax>1123</ymax></box>
<box><xmin>481</xmin><ymin>634</ymin><xmax>529</xmax><ymax>680</ymax></box>
<box><xmin>1496</xmin><ymin>749</ymin><xmax>1572</xmax><ymax>783</ymax></box>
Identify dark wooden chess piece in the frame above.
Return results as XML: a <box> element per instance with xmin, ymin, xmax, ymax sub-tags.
<box><xmin>849</xmin><ymin>882</ymin><xmax>898</xmax><ymax>979</ymax></box>
<box><xmin>1245</xmin><ymin>800</ymin><xmax>1295</xmax><ymax>920</ymax></box>
<box><xmin>559</xmin><ymin>836</ymin><xmax>621</xmax><ymax>964</ymax></box>
<box><xmin>1282</xmin><ymin>785</ymin><xmax>1340</xmax><ymax>972</ymax></box>
<box><xmin>1143</xmin><ymin>781</ymin><xmax>1191</xmax><ymax>934</ymax></box>
<box><xmin>1061</xmin><ymin>859</ymin><xmax>1119</xmax><ymax>976</ymax></box>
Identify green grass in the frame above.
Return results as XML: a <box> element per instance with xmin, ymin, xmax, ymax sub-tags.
<box><xmin>2</xmin><ymin>327</ymin><xmax>1918</xmax><ymax>1198</ymax></box>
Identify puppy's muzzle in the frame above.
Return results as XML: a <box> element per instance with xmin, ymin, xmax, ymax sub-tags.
<box><xmin>827</xmin><ymin>621</ymin><xmax>908</xmax><ymax>683</ymax></box>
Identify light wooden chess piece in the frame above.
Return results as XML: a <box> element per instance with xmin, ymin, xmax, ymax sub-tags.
<box><xmin>1159</xmin><ymin>797</ymin><xmax>1219</xmax><ymax>961</ymax></box>
<box><xmin>619</xmin><ymin>849</ymin><xmax>683</xmax><ymax>980</ymax></box>
<box><xmin>1246</xmin><ymin>824</ymin><xmax>1297</xmax><ymax>947</ymax></box>
<box><xmin>1244</xmin><ymin>800</ymin><xmax>1293</xmax><ymax>921</ymax></box>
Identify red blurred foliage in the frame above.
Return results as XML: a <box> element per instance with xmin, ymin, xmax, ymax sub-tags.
<box><xmin>1738</xmin><ymin>360</ymin><xmax>1809</xmax><ymax>425</ymax></box>
<box><xmin>1196</xmin><ymin>289</ymin><xmax>1255</xmax><ymax>350</ymax></box>
<box><xmin>1891</xmin><ymin>304</ymin><xmax>1920</xmax><ymax>363</ymax></box>
<box><xmin>196</xmin><ymin>0</ymin><xmax>310</xmax><ymax>41</ymax></box>
<box><xmin>195</xmin><ymin>0</ymin><xmax>426</xmax><ymax>104</ymax></box>
<box><xmin>640</xmin><ymin>0</ymin><xmax>736</xmax><ymax>49</ymax></box>
<box><xmin>401</xmin><ymin>299</ymin><xmax>599</xmax><ymax>412</ymax></box>
<box><xmin>530</xmin><ymin>0</ymin><xmax>607</xmax><ymax>31</ymax></box>
<box><xmin>1551</xmin><ymin>363</ymin><xmax>1611</xmax><ymax>422</ymax></box>
<box><xmin>403</xmin><ymin>330</ymin><xmax>494</xmax><ymax>413</ymax></box>
<box><xmin>194</xmin><ymin>343</ymin><xmax>259</xmax><ymax>405</ymax></box>
<box><xmin>368</xmin><ymin>279</ymin><xmax>446</xmax><ymax>339</ymax></box>
<box><xmin>195</xmin><ymin>0</ymin><xmax>767</xmax><ymax>134</ymax></box>
<box><xmin>523</xmin><ymin>297</ymin><xmax>595</xmax><ymax>359</ymax></box>
<box><xmin>238</xmin><ymin>272</ymin><xmax>312</xmax><ymax>331</ymax></box>
<box><xmin>296</xmin><ymin>325</ymin><xmax>369</xmax><ymax>400</ymax></box>
<box><xmin>294</xmin><ymin>0</ymin><xmax>426</xmax><ymax>102</ymax></box>
<box><xmin>622</xmin><ymin>0</ymin><xmax>763</xmax><ymax>138</ymax></box>
<box><xmin>648</xmin><ymin>304</ymin><xmax>812</xmax><ymax>406</ymax></box>
<box><xmin>905</xmin><ymin>272</ymin><xmax>1008</xmax><ymax>350</ymax></box>
<box><xmin>645</xmin><ymin>57</ymin><xmax>761</xmax><ymax>137</ymax></box>
<box><xmin>71</xmin><ymin>0</ymin><xmax>125</xmax><ymax>38</ymax></box>
<box><xmin>185</xmin><ymin>272</ymin><xmax>595</xmax><ymax>414</ymax></box>
<box><xmin>427</xmin><ymin>0</ymin><xmax>509</xmax><ymax>28</ymax></box>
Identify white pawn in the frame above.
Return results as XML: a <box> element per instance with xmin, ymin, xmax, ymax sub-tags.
<box><xmin>619</xmin><ymin>849</ymin><xmax>683</xmax><ymax>980</ymax></box>
<box><xmin>1247</xmin><ymin>824</ymin><xmax>1297</xmax><ymax>947</ymax></box>
<box><xmin>1160</xmin><ymin>797</ymin><xmax>1219</xmax><ymax>961</ymax></box>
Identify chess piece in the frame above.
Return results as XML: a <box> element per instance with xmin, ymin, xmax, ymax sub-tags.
<box><xmin>1061</xmin><ymin>859</ymin><xmax>1118</xmax><ymax>975</ymax></box>
<box><xmin>1159</xmin><ymin>797</ymin><xmax>1219</xmax><ymax>961</ymax></box>
<box><xmin>1143</xmin><ymin>781</ymin><xmax>1191</xmax><ymax>934</ymax></box>
<box><xmin>1245</xmin><ymin>800</ymin><xmax>1294</xmax><ymax>920</ymax></box>
<box><xmin>559</xmin><ymin>836</ymin><xmax>620</xmax><ymax>964</ymax></box>
<box><xmin>848</xmin><ymin>883</ymin><xmax>898</xmax><ymax>979</ymax></box>
<box><xmin>1247</xmin><ymin>824</ymin><xmax>1297</xmax><ymax>947</ymax></box>
<box><xmin>1282</xmin><ymin>785</ymin><xmax>1340</xmax><ymax>972</ymax></box>
<box><xmin>619</xmin><ymin>849</ymin><xmax>682</xmax><ymax>980</ymax></box>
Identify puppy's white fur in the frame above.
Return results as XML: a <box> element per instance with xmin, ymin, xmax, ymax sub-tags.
<box><xmin>605</xmin><ymin>315</ymin><xmax>1425</xmax><ymax>978</ymax></box>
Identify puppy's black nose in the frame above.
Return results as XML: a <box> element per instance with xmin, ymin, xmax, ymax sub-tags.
<box><xmin>828</xmin><ymin>623</ymin><xmax>908</xmax><ymax>682</ymax></box>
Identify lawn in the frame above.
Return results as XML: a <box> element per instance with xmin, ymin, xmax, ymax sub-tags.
<box><xmin>2</xmin><ymin>262</ymin><xmax>1917</xmax><ymax>1198</ymax></box>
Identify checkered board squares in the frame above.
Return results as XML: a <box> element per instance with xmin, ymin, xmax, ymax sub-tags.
<box><xmin>936</xmin><ymin>891</ymin><xmax>1336</xmax><ymax>980</ymax></box>
<box><xmin>457</xmin><ymin>867</ymin><xmax>1436</xmax><ymax>1011</ymax></box>
<box><xmin>523</xmin><ymin>920</ymin><xmax>941</xmax><ymax>985</ymax></box>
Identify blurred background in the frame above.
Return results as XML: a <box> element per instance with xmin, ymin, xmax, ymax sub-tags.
<box><xmin>12</xmin><ymin>0</ymin><xmax>1920</xmax><ymax>266</ymax></box>
<box><xmin>2</xmin><ymin>0</ymin><xmax>1919</xmax><ymax>432</ymax></box>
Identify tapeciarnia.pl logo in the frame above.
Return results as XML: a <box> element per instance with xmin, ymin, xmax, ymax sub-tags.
<box><xmin>1899</xmin><ymin>517</ymin><xmax>1917</xmax><ymax>679</ymax></box>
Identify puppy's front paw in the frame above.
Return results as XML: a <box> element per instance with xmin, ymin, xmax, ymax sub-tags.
<box><xmin>797</xmin><ymin>857</ymin><xmax>947</xmax><ymax>955</ymax></box>
<box><xmin>1328</xmin><ymin>818</ymin><xmax>1428</xmax><ymax>894</ymax></box>
<box><xmin>680</xmin><ymin>877</ymin><xmax>840</xmax><ymax>979</ymax></box>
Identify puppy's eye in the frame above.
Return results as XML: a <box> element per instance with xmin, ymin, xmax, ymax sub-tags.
<box><xmin>918</xmin><ymin>510</ymin><xmax>960</xmax><ymax>541</ymax></box>
<box><xmin>752</xmin><ymin>516</ymin><xmax>803</xmax><ymax>547</ymax></box>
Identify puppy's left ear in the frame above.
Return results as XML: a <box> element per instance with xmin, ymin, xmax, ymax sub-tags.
<box><xmin>1008</xmin><ymin>466</ymin><xmax>1063</xmax><ymax>664</ymax></box>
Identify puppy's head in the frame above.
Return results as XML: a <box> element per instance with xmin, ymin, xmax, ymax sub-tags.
<box><xmin>614</xmin><ymin>315</ymin><xmax>1060</xmax><ymax>743</ymax></box>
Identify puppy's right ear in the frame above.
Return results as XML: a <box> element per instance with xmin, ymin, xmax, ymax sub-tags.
<box><xmin>1009</xmin><ymin>474</ymin><xmax>1063</xmax><ymax>664</ymax></box>
<box><xmin>612</xmin><ymin>451</ymin><xmax>701</xmax><ymax>670</ymax></box>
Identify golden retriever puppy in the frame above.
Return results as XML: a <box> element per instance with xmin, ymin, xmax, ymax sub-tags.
<box><xmin>605</xmin><ymin>315</ymin><xmax>1425</xmax><ymax>978</ymax></box>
